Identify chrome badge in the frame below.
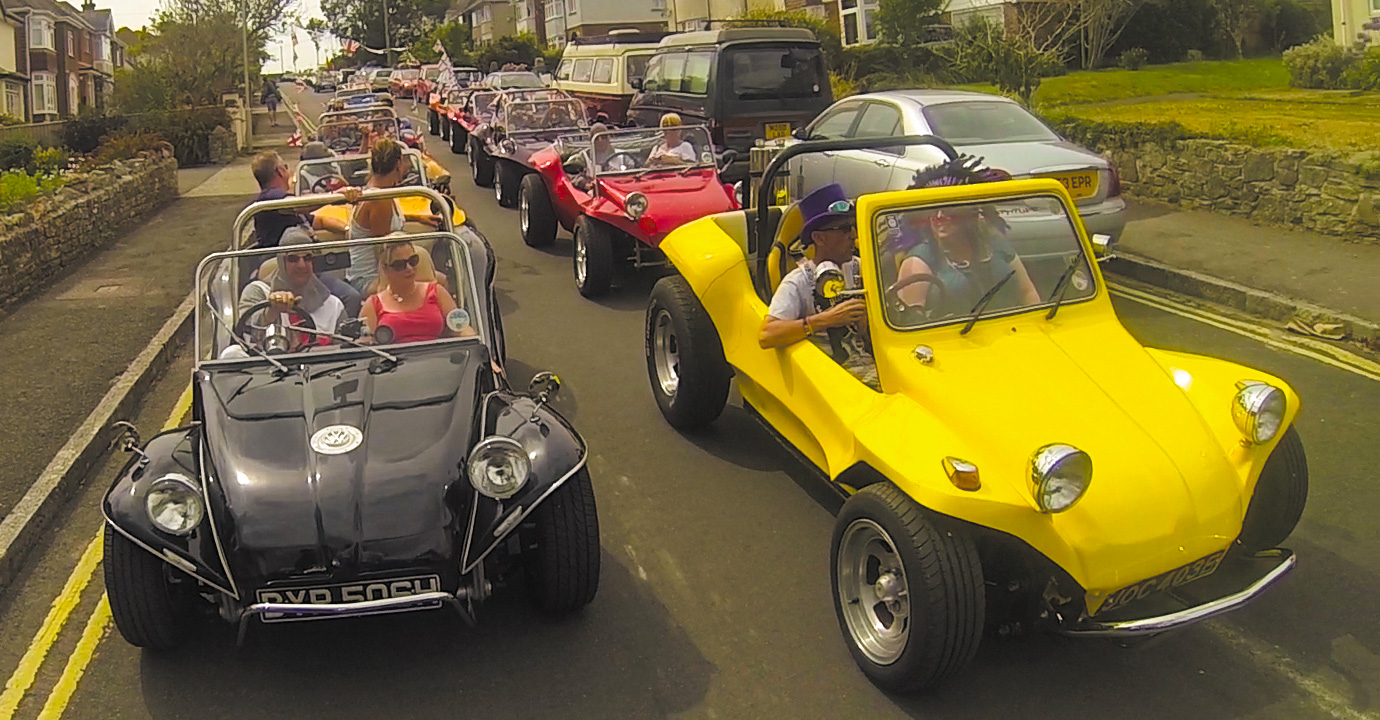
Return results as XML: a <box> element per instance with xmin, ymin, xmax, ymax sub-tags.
<box><xmin>310</xmin><ymin>425</ymin><xmax>364</xmax><ymax>455</ymax></box>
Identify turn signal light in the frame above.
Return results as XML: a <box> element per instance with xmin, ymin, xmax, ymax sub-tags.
<box><xmin>943</xmin><ymin>457</ymin><xmax>981</xmax><ymax>491</ymax></box>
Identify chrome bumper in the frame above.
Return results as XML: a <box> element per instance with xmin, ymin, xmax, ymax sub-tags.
<box><xmin>1059</xmin><ymin>549</ymin><xmax>1296</xmax><ymax>638</ymax></box>
<box><xmin>242</xmin><ymin>591</ymin><xmax>455</xmax><ymax>620</ymax></box>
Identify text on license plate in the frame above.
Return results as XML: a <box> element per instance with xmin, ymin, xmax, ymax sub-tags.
<box><xmin>1045</xmin><ymin>171</ymin><xmax>1099</xmax><ymax>200</ymax></box>
<box><xmin>255</xmin><ymin>574</ymin><xmax>441</xmax><ymax>622</ymax></box>
<box><xmin>765</xmin><ymin>122</ymin><xmax>793</xmax><ymax>140</ymax></box>
<box><xmin>1097</xmin><ymin>550</ymin><xmax>1227</xmax><ymax>615</ymax></box>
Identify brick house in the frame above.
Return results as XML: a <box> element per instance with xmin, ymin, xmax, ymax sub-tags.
<box><xmin>9</xmin><ymin>0</ymin><xmax>99</xmax><ymax>120</ymax></box>
<box><xmin>0</xmin><ymin>0</ymin><xmax>30</xmax><ymax>121</ymax></box>
<box><xmin>78</xmin><ymin>0</ymin><xmax>113</xmax><ymax>110</ymax></box>
<box><xmin>545</xmin><ymin>0</ymin><xmax>667</xmax><ymax>46</ymax></box>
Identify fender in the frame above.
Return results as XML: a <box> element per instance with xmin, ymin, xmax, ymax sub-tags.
<box><xmin>102</xmin><ymin>426</ymin><xmax>235</xmax><ymax>596</ymax></box>
<box><xmin>460</xmin><ymin>391</ymin><xmax>587</xmax><ymax>572</ymax></box>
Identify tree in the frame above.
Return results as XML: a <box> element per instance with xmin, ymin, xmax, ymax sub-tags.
<box><xmin>115</xmin><ymin>4</ymin><xmax>259</xmax><ymax>111</ymax></box>
<box><xmin>158</xmin><ymin>0</ymin><xmax>295</xmax><ymax>42</ymax></box>
<box><xmin>1209</xmin><ymin>0</ymin><xmax>1261</xmax><ymax>57</ymax></box>
<box><xmin>408</xmin><ymin>20</ymin><xmax>473</xmax><ymax>64</ymax></box>
<box><xmin>319</xmin><ymin>0</ymin><xmax>449</xmax><ymax>62</ymax></box>
<box><xmin>1080</xmin><ymin>0</ymin><xmax>1148</xmax><ymax>68</ymax></box>
<box><xmin>941</xmin><ymin>17</ymin><xmax>1061</xmax><ymax>105</ymax></box>
<box><xmin>874</xmin><ymin>0</ymin><xmax>945</xmax><ymax>47</ymax></box>
<box><xmin>726</xmin><ymin>8</ymin><xmax>843</xmax><ymax>73</ymax></box>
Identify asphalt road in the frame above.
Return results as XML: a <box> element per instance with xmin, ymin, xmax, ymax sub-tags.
<box><xmin>0</xmin><ymin>88</ymin><xmax>1376</xmax><ymax>720</ymax></box>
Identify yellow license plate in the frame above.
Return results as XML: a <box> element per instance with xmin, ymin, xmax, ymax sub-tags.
<box><xmin>1097</xmin><ymin>549</ymin><xmax>1227</xmax><ymax>615</ymax></box>
<box><xmin>1045</xmin><ymin>171</ymin><xmax>1098</xmax><ymax>199</ymax></box>
<box><xmin>765</xmin><ymin>122</ymin><xmax>793</xmax><ymax>140</ymax></box>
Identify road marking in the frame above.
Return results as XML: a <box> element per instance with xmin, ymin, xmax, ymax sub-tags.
<box><xmin>1207</xmin><ymin>624</ymin><xmax>1379</xmax><ymax>720</ymax></box>
<box><xmin>35</xmin><ymin>596</ymin><xmax>110</xmax><ymax>720</ymax></box>
<box><xmin>1110</xmin><ymin>283</ymin><xmax>1380</xmax><ymax>383</ymax></box>
<box><xmin>0</xmin><ymin>384</ymin><xmax>192</xmax><ymax>718</ymax></box>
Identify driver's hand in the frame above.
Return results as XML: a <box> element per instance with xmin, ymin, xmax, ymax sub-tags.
<box><xmin>268</xmin><ymin>291</ymin><xmax>300</xmax><ymax>312</ymax></box>
<box><xmin>819</xmin><ymin>299</ymin><xmax>866</xmax><ymax>329</ymax></box>
<box><xmin>421</xmin><ymin>213</ymin><xmax>442</xmax><ymax>227</ymax></box>
<box><xmin>340</xmin><ymin>187</ymin><xmax>364</xmax><ymax>203</ymax></box>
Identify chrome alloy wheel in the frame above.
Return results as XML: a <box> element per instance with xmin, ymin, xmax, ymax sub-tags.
<box><xmin>837</xmin><ymin>518</ymin><xmax>910</xmax><ymax>665</ymax></box>
<box><xmin>574</xmin><ymin>231</ymin><xmax>588</xmax><ymax>287</ymax></box>
<box><xmin>651</xmin><ymin>308</ymin><xmax>679</xmax><ymax>397</ymax></box>
<box><xmin>519</xmin><ymin>192</ymin><xmax>530</xmax><ymax>235</ymax></box>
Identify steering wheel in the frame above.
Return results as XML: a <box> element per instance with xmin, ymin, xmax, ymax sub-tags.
<box><xmin>327</xmin><ymin>136</ymin><xmax>356</xmax><ymax>153</ymax></box>
<box><xmin>310</xmin><ymin>175</ymin><xmax>349</xmax><ymax>194</ymax></box>
<box><xmin>603</xmin><ymin>152</ymin><xmax>639</xmax><ymax>172</ymax></box>
<box><xmin>234</xmin><ymin>300</ymin><xmax>319</xmax><ymax>354</ymax></box>
<box><xmin>886</xmin><ymin>272</ymin><xmax>951</xmax><ymax>323</ymax></box>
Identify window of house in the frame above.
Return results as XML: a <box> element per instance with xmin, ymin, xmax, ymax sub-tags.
<box><xmin>4</xmin><ymin>83</ymin><xmax>22</xmax><ymax>120</ymax></box>
<box><xmin>30</xmin><ymin>16</ymin><xmax>54</xmax><ymax>50</ymax></box>
<box><xmin>68</xmin><ymin>74</ymin><xmax>78</xmax><ymax>112</ymax></box>
<box><xmin>67</xmin><ymin>30</ymin><xmax>74</xmax><ymax>56</ymax></box>
<box><xmin>591</xmin><ymin>57</ymin><xmax>613</xmax><ymax>84</ymax></box>
<box><xmin>842</xmin><ymin>14</ymin><xmax>858</xmax><ymax>45</ymax></box>
<box><xmin>567</xmin><ymin>0</ymin><xmax>578</xmax><ymax>14</ymax></box>
<box><xmin>1372</xmin><ymin>0</ymin><xmax>1380</xmax><ymax>13</ymax></box>
<box><xmin>841</xmin><ymin>0</ymin><xmax>878</xmax><ymax>46</ymax></box>
<box><xmin>571</xmin><ymin>58</ymin><xmax>593</xmax><ymax>82</ymax></box>
<box><xmin>33</xmin><ymin>74</ymin><xmax>56</xmax><ymax>115</ymax></box>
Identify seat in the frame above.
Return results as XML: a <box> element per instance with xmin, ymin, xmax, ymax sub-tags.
<box><xmin>764</xmin><ymin>201</ymin><xmax>813</xmax><ymax>295</ymax></box>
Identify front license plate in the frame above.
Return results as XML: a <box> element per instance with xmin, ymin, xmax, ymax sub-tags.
<box><xmin>1045</xmin><ymin>171</ymin><xmax>1099</xmax><ymax>200</ymax></box>
<box><xmin>1097</xmin><ymin>550</ymin><xmax>1227</xmax><ymax>615</ymax></box>
<box><xmin>765</xmin><ymin>122</ymin><xmax>793</xmax><ymax>140</ymax></box>
<box><xmin>255</xmin><ymin>574</ymin><xmax>442</xmax><ymax>623</ymax></box>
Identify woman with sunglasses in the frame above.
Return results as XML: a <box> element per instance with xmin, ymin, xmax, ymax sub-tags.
<box><xmin>237</xmin><ymin>227</ymin><xmax>348</xmax><ymax>346</ymax></box>
<box><xmin>346</xmin><ymin>138</ymin><xmax>442</xmax><ymax>294</ymax></box>
<box><xmin>362</xmin><ymin>240</ymin><xmax>473</xmax><ymax>343</ymax></box>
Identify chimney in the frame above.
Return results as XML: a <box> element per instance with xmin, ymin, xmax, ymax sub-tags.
<box><xmin>82</xmin><ymin>0</ymin><xmax>95</xmax><ymax>11</ymax></box>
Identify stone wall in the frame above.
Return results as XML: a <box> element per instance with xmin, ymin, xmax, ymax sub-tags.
<box><xmin>0</xmin><ymin>150</ymin><xmax>178</xmax><ymax>312</ymax></box>
<box><xmin>1094</xmin><ymin>139</ymin><xmax>1378</xmax><ymax>243</ymax></box>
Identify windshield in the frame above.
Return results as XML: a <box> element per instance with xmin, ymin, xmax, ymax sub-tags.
<box><xmin>490</xmin><ymin>72</ymin><xmax>543</xmax><ymax>89</ymax></box>
<box><xmin>196</xmin><ymin>233</ymin><xmax>485</xmax><ymax>363</ymax></box>
<box><xmin>317</xmin><ymin>111</ymin><xmax>400</xmax><ymax>153</ymax></box>
<box><xmin>295</xmin><ymin>152</ymin><xmax>425</xmax><ymax>194</ymax></box>
<box><xmin>726</xmin><ymin>46</ymin><xmax>825</xmax><ymax>100</ymax></box>
<box><xmin>470</xmin><ymin>91</ymin><xmax>502</xmax><ymax>118</ymax></box>
<box><xmin>424</xmin><ymin>68</ymin><xmax>440</xmax><ymax>80</ymax></box>
<box><xmin>589</xmin><ymin>126</ymin><xmax>714</xmax><ymax>176</ymax></box>
<box><xmin>501</xmin><ymin>99</ymin><xmax>587</xmax><ymax>133</ymax></box>
<box><xmin>922</xmin><ymin>102</ymin><xmax>1059</xmax><ymax>145</ymax></box>
<box><xmin>873</xmin><ymin>194</ymin><xmax>1096</xmax><ymax>330</ymax></box>
<box><xmin>336</xmin><ymin>87</ymin><xmax>368</xmax><ymax>98</ymax></box>
<box><xmin>396</xmin><ymin>69</ymin><xmax>420</xmax><ymax>80</ymax></box>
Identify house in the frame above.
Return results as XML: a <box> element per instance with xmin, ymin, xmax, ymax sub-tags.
<box><xmin>453</xmin><ymin>0</ymin><xmax>517</xmax><ymax>43</ymax></box>
<box><xmin>545</xmin><ymin>0</ymin><xmax>667</xmax><ymax>46</ymax></box>
<box><xmin>1333</xmin><ymin>0</ymin><xmax>1380</xmax><ymax>44</ymax></box>
<box><xmin>666</xmin><ymin>0</ymin><xmax>779</xmax><ymax>32</ymax></box>
<box><xmin>513</xmin><ymin>0</ymin><xmax>548</xmax><ymax>45</ymax></box>
<box><xmin>0</xmin><ymin>0</ymin><xmax>30</xmax><ymax>121</ymax></box>
<box><xmin>9</xmin><ymin>0</ymin><xmax>100</xmax><ymax>120</ymax></box>
<box><xmin>78</xmin><ymin>0</ymin><xmax>113</xmax><ymax>109</ymax></box>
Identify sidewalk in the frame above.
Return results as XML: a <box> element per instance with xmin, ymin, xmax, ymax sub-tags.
<box><xmin>1112</xmin><ymin>199</ymin><xmax>1380</xmax><ymax>346</ymax></box>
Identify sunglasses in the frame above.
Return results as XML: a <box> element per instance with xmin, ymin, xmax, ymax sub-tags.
<box><xmin>386</xmin><ymin>254</ymin><xmax>421</xmax><ymax>272</ymax></box>
<box><xmin>283</xmin><ymin>252</ymin><xmax>315</xmax><ymax>264</ymax></box>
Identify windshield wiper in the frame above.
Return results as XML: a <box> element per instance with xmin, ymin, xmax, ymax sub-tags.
<box><xmin>1045</xmin><ymin>256</ymin><xmax>1082</xmax><ymax>320</ymax></box>
<box><xmin>960</xmin><ymin>269</ymin><xmax>1017</xmax><ymax>336</ymax></box>
<box><xmin>284</xmin><ymin>323</ymin><xmax>400</xmax><ymax>366</ymax></box>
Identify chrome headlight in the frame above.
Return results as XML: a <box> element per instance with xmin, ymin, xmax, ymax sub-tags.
<box><xmin>1232</xmin><ymin>382</ymin><xmax>1285</xmax><ymax>444</ymax></box>
<box><xmin>1029</xmin><ymin>444</ymin><xmax>1093</xmax><ymax>514</ymax></box>
<box><xmin>467</xmin><ymin>436</ymin><xmax>530</xmax><ymax>499</ymax></box>
<box><xmin>625</xmin><ymin>192</ymin><xmax>649</xmax><ymax>220</ymax></box>
<box><xmin>146</xmin><ymin>473</ymin><xmax>205</xmax><ymax>535</ymax></box>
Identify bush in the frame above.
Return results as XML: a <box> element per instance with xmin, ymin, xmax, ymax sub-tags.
<box><xmin>1187</xmin><ymin>49</ymin><xmax>1206</xmax><ymax>62</ymax></box>
<box><xmin>1345</xmin><ymin>48</ymin><xmax>1380</xmax><ymax>91</ymax></box>
<box><xmin>830</xmin><ymin>72</ymin><xmax>859</xmax><ymax>100</ymax></box>
<box><xmin>0</xmin><ymin>114</ymin><xmax>24</xmax><ymax>126</ymax></box>
<box><xmin>1119</xmin><ymin>48</ymin><xmax>1150</xmax><ymax>70</ymax></box>
<box><xmin>1109</xmin><ymin>0</ymin><xmax>1215</xmax><ymax>65</ymax></box>
<box><xmin>0</xmin><ymin>169</ymin><xmax>66</xmax><ymax>213</ymax></box>
<box><xmin>32</xmin><ymin>146</ymin><xmax>68</xmax><ymax>175</ymax></box>
<box><xmin>0</xmin><ymin>137</ymin><xmax>35</xmax><ymax>172</ymax></box>
<box><xmin>1262</xmin><ymin>0</ymin><xmax>1322</xmax><ymax>52</ymax></box>
<box><xmin>61</xmin><ymin>110</ymin><xmax>130</xmax><ymax>154</ymax></box>
<box><xmin>1046</xmin><ymin>114</ymin><xmax>1200</xmax><ymax>150</ymax></box>
<box><xmin>128</xmin><ymin>106</ymin><xmax>229</xmax><ymax>166</ymax></box>
<box><xmin>93</xmin><ymin>130</ymin><xmax>167</xmax><ymax>164</ymax></box>
<box><xmin>1283</xmin><ymin>36</ymin><xmax>1361</xmax><ymax>89</ymax></box>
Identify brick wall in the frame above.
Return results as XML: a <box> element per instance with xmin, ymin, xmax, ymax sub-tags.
<box><xmin>0</xmin><ymin>152</ymin><xmax>179</xmax><ymax>311</ymax></box>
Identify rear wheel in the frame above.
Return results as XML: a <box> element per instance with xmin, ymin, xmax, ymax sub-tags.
<box><xmin>832</xmin><ymin>482</ymin><xmax>985</xmax><ymax>694</ymax></box>
<box><xmin>527</xmin><ymin>468</ymin><xmax>600</xmax><ymax>614</ymax></box>
<box><xmin>450</xmin><ymin>122</ymin><xmax>467</xmax><ymax>155</ymax></box>
<box><xmin>495</xmin><ymin>161</ymin><xmax>521</xmax><ymax>208</ymax></box>
<box><xmin>104</xmin><ymin>524</ymin><xmax>195</xmax><ymax>650</ymax></box>
<box><xmin>428</xmin><ymin>109</ymin><xmax>440</xmax><ymax>136</ymax></box>
<box><xmin>1238</xmin><ymin>425</ymin><xmax>1308</xmax><ymax>552</ymax></box>
<box><xmin>573</xmin><ymin>216</ymin><xmax>615</xmax><ymax>298</ymax></box>
<box><xmin>470</xmin><ymin>138</ymin><xmax>494</xmax><ymax>187</ymax></box>
<box><xmin>440</xmin><ymin>114</ymin><xmax>450</xmax><ymax>141</ymax></box>
<box><xmin>520</xmin><ymin>174</ymin><xmax>557</xmax><ymax>247</ymax></box>
<box><xmin>644</xmin><ymin>276</ymin><xmax>731</xmax><ymax>431</ymax></box>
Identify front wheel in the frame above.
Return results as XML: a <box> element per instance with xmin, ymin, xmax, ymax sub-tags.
<box><xmin>831</xmin><ymin>482</ymin><xmax>985</xmax><ymax>694</ymax></box>
<box><xmin>495</xmin><ymin>161</ymin><xmax>521</xmax><ymax>208</ymax></box>
<box><xmin>450</xmin><ymin>122</ymin><xmax>467</xmax><ymax>155</ymax></box>
<box><xmin>526</xmin><ymin>468</ymin><xmax>600</xmax><ymax>614</ymax></box>
<box><xmin>645</xmin><ymin>275</ymin><xmax>731</xmax><ymax>431</ymax></box>
<box><xmin>520</xmin><ymin>174</ymin><xmax>557</xmax><ymax>247</ymax></box>
<box><xmin>573</xmin><ymin>216</ymin><xmax>614</xmax><ymax>298</ymax></box>
<box><xmin>470</xmin><ymin>139</ymin><xmax>494</xmax><ymax>187</ymax></box>
<box><xmin>440</xmin><ymin>115</ymin><xmax>451</xmax><ymax>141</ymax></box>
<box><xmin>104</xmin><ymin>524</ymin><xmax>195</xmax><ymax>650</ymax></box>
<box><xmin>428</xmin><ymin>109</ymin><xmax>440</xmax><ymax>136</ymax></box>
<box><xmin>1238</xmin><ymin>425</ymin><xmax>1308</xmax><ymax>552</ymax></box>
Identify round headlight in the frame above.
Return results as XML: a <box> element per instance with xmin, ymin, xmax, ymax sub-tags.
<box><xmin>1030</xmin><ymin>444</ymin><xmax>1093</xmax><ymax>514</ymax></box>
<box><xmin>626</xmin><ymin>192</ymin><xmax>649</xmax><ymax>220</ymax></box>
<box><xmin>1232</xmin><ymin>382</ymin><xmax>1285</xmax><ymax>444</ymax></box>
<box><xmin>146</xmin><ymin>473</ymin><xmax>205</xmax><ymax>535</ymax></box>
<box><xmin>467</xmin><ymin>436</ymin><xmax>531</xmax><ymax>499</ymax></box>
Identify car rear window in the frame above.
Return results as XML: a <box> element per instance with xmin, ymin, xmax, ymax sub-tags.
<box><xmin>922</xmin><ymin>101</ymin><xmax>1058</xmax><ymax>144</ymax></box>
<box><xmin>724</xmin><ymin>46</ymin><xmax>825</xmax><ymax>100</ymax></box>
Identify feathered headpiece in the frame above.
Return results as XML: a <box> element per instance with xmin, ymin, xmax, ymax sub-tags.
<box><xmin>881</xmin><ymin>154</ymin><xmax>1013</xmax><ymax>256</ymax></box>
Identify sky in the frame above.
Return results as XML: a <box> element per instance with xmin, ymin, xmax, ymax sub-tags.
<box><xmin>112</xmin><ymin>0</ymin><xmax>337</xmax><ymax>74</ymax></box>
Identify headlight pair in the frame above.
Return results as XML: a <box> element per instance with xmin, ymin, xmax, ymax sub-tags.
<box><xmin>467</xmin><ymin>436</ymin><xmax>531</xmax><ymax>499</ymax></box>
<box><xmin>146</xmin><ymin>473</ymin><xmax>205</xmax><ymax>535</ymax></box>
<box><xmin>1232</xmin><ymin>382</ymin><xmax>1285</xmax><ymax>445</ymax></box>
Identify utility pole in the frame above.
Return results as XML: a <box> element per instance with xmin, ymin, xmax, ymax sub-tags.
<box><xmin>383</xmin><ymin>0</ymin><xmax>392</xmax><ymax>67</ymax></box>
<box><xmin>242</xmin><ymin>0</ymin><xmax>253</xmax><ymax>151</ymax></box>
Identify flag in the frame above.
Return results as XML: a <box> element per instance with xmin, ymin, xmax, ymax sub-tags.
<box><xmin>343</xmin><ymin>38</ymin><xmax>360</xmax><ymax>55</ymax></box>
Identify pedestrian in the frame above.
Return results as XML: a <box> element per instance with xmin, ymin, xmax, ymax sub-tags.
<box><xmin>262</xmin><ymin>79</ymin><xmax>281</xmax><ymax>126</ymax></box>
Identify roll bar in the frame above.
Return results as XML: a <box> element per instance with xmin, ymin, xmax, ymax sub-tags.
<box><xmin>231</xmin><ymin>185</ymin><xmax>454</xmax><ymax>250</ymax></box>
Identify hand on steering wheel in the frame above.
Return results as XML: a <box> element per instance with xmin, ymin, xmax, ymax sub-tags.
<box><xmin>604</xmin><ymin>152</ymin><xmax>639</xmax><ymax>171</ymax></box>
<box><xmin>234</xmin><ymin>299</ymin><xmax>320</xmax><ymax>354</ymax></box>
<box><xmin>886</xmin><ymin>272</ymin><xmax>950</xmax><ymax>323</ymax></box>
<box><xmin>310</xmin><ymin>175</ymin><xmax>349</xmax><ymax>194</ymax></box>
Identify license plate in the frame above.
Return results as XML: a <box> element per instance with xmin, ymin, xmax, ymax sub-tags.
<box><xmin>1097</xmin><ymin>550</ymin><xmax>1227</xmax><ymax>615</ymax></box>
<box><xmin>255</xmin><ymin>574</ymin><xmax>442</xmax><ymax>623</ymax></box>
<box><xmin>765</xmin><ymin>122</ymin><xmax>793</xmax><ymax>140</ymax></box>
<box><xmin>1045</xmin><ymin>171</ymin><xmax>1099</xmax><ymax>200</ymax></box>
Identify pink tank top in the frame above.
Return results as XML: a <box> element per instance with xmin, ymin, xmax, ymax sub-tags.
<box><xmin>370</xmin><ymin>283</ymin><xmax>444</xmax><ymax>342</ymax></box>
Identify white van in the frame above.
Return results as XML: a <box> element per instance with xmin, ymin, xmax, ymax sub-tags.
<box><xmin>554</xmin><ymin>30</ymin><xmax>668</xmax><ymax>125</ymax></box>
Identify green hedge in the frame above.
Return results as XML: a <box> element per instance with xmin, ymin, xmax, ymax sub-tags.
<box><xmin>1045</xmin><ymin>115</ymin><xmax>1201</xmax><ymax>149</ymax></box>
<box><xmin>127</xmin><ymin>106</ymin><xmax>230</xmax><ymax>166</ymax></box>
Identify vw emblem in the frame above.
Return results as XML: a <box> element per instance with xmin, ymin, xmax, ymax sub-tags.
<box><xmin>310</xmin><ymin>425</ymin><xmax>363</xmax><ymax>455</ymax></box>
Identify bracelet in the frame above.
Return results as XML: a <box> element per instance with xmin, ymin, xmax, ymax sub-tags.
<box><xmin>802</xmin><ymin>316</ymin><xmax>812</xmax><ymax>336</ymax></box>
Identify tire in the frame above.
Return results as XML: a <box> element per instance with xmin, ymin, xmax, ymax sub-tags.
<box><xmin>440</xmin><ymin>115</ymin><xmax>450</xmax><ymax>141</ymax></box>
<box><xmin>498</xmin><ymin>162</ymin><xmax>523</xmax><ymax>208</ymax></box>
<box><xmin>572</xmin><ymin>216</ymin><xmax>615</xmax><ymax>298</ymax></box>
<box><xmin>831</xmin><ymin>482</ymin><xmax>985</xmax><ymax>694</ymax></box>
<box><xmin>470</xmin><ymin>138</ymin><xmax>494</xmax><ymax>187</ymax></box>
<box><xmin>644</xmin><ymin>275</ymin><xmax>732</xmax><ymax>431</ymax></box>
<box><xmin>428</xmin><ymin>109</ymin><xmax>440</xmax><ymax>136</ymax></box>
<box><xmin>450</xmin><ymin>122</ymin><xmax>467</xmax><ymax>155</ymax></box>
<box><xmin>104</xmin><ymin>524</ymin><xmax>195</xmax><ymax>650</ymax></box>
<box><xmin>519</xmin><ymin>173</ymin><xmax>557</xmax><ymax>247</ymax></box>
<box><xmin>527</xmin><ymin>468</ymin><xmax>600</xmax><ymax>614</ymax></box>
<box><xmin>1238</xmin><ymin>425</ymin><xmax>1308</xmax><ymax>552</ymax></box>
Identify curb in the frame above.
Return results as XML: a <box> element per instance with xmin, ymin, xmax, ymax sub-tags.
<box><xmin>1105</xmin><ymin>252</ymin><xmax>1380</xmax><ymax>348</ymax></box>
<box><xmin>0</xmin><ymin>291</ymin><xmax>195</xmax><ymax>594</ymax></box>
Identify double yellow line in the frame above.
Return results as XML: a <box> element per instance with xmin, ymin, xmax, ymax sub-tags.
<box><xmin>0</xmin><ymin>385</ymin><xmax>194</xmax><ymax>720</ymax></box>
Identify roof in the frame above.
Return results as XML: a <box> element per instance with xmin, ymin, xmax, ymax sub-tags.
<box><xmin>7</xmin><ymin>0</ymin><xmax>94</xmax><ymax>29</ymax></box>
<box><xmin>862</xmin><ymin>88</ymin><xmax>1019</xmax><ymax>106</ymax></box>
<box><xmin>658</xmin><ymin>27</ymin><xmax>817</xmax><ymax>48</ymax></box>
<box><xmin>569</xmin><ymin>30</ymin><xmax>670</xmax><ymax>46</ymax></box>
<box><xmin>81</xmin><ymin>6</ymin><xmax>112</xmax><ymax>33</ymax></box>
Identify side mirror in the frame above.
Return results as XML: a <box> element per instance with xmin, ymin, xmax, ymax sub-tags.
<box><xmin>629</xmin><ymin>77</ymin><xmax>643</xmax><ymax>91</ymax></box>
<box><xmin>528</xmin><ymin>371</ymin><xmax>561</xmax><ymax>403</ymax></box>
<box><xmin>1090</xmin><ymin>234</ymin><xmax>1116</xmax><ymax>262</ymax></box>
<box><xmin>791</xmin><ymin>127</ymin><xmax>810</xmax><ymax>141</ymax></box>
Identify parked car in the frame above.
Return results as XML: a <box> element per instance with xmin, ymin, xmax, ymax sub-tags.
<box><xmin>104</xmin><ymin>187</ymin><xmax>600</xmax><ymax>649</ymax></box>
<box><xmin>627</xmin><ymin>27</ymin><xmax>833</xmax><ymax>184</ymax></box>
<box><xmin>788</xmin><ymin>89</ymin><xmax>1127</xmax><ymax>244</ymax></box>
<box><xmin>314</xmin><ymin>70</ymin><xmax>338</xmax><ymax>92</ymax></box>
<box><xmin>519</xmin><ymin>125</ymin><xmax>737</xmax><ymax>297</ymax></box>
<box><xmin>642</xmin><ymin>135</ymin><xmax>1306</xmax><ymax>693</ymax></box>
<box><xmin>474</xmin><ymin>97</ymin><xmax>587</xmax><ymax>204</ymax></box>
<box><xmin>554</xmin><ymin>30</ymin><xmax>666</xmax><ymax>124</ymax></box>
<box><xmin>369</xmin><ymin>68</ymin><xmax>393</xmax><ymax>91</ymax></box>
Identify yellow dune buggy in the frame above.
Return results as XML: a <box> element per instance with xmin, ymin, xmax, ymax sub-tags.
<box><xmin>642</xmin><ymin>136</ymin><xmax>1307</xmax><ymax>693</ymax></box>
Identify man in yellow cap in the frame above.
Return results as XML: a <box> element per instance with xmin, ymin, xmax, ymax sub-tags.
<box><xmin>648</xmin><ymin>112</ymin><xmax>696</xmax><ymax>166</ymax></box>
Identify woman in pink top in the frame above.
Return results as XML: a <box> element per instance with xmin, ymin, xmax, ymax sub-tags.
<box><xmin>362</xmin><ymin>240</ymin><xmax>475</xmax><ymax>342</ymax></box>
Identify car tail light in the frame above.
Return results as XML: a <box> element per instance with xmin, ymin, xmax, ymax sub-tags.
<box><xmin>1107</xmin><ymin>166</ymin><xmax>1122</xmax><ymax>198</ymax></box>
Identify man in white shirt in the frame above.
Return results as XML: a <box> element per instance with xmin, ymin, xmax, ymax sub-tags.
<box><xmin>647</xmin><ymin>112</ymin><xmax>697</xmax><ymax>166</ymax></box>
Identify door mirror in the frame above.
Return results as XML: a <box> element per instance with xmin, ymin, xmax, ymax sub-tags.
<box><xmin>1090</xmin><ymin>233</ymin><xmax>1116</xmax><ymax>262</ymax></box>
<box><xmin>792</xmin><ymin>127</ymin><xmax>811</xmax><ymax>141</ymax></box>
<box><xmin>629</xmin><ymin>77</ymin><xmax>643</xmax><ymax>91</ymax></box>
<box><xmin>528</xmin><ymin>371</ymin><xmax>562</xmax><ymax>402</ymax></box>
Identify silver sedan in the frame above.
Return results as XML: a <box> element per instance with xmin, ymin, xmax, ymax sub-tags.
<box><xmin>790</xmin><ymin>89</ymin><xmax>1127</xmax><ymax>243</ymax></box>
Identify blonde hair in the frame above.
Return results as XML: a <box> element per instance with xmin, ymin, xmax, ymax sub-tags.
<box><xmin>372</xmin><ymin>236</ymin><xmax>415</xmax><ymax>294</ymax></box>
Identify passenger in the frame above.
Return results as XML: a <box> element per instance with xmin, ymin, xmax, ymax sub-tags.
<box><xmin>647</xmin><ymin>113</ymin><xmax>696</xmax><ymax>166</ymax></box>
<box><xmin>346</xmin><ymin>138</ymin><xmax>441</xmax><ymax>294</ymax></box>
<box><xmin>894</xmin><ymin>157</ymin><xmax>1040</xmax><ymax>316</ymax></box>
<box><xmin>758</xmin><ymin>184</ymin><xmax>877</xmax><ymax>390</ymax></box>
<box><xmin>238</xmin><ymin>226</ymin><xmax>347</xmax><ymax>345</ymax></box>
<box><xmin>362</xmin><ymin>240</ymin><xmax>474</xmax><ymax>342</ymax></box>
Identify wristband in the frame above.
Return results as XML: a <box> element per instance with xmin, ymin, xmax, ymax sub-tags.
<box><xmin>802</xmin><ymin>316</ymin><xmax>812</xmax><ymax>335</ymax></box>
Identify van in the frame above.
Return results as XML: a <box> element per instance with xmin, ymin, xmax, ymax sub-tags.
<box><xmin>627</xmin><ymin>27</ymin><xmax>833</xmax><ymax>182</ymax></box>
<box><xmin>554</xmin><ymin>30</ymin><xmax>668</xmax><ymax>125</ymax></box>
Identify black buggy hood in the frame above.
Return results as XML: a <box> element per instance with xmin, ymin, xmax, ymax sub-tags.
<box><xmin>197</xmin><ymin>342</ymin><xmax>487</xmax><ymax>589</ymax></box>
